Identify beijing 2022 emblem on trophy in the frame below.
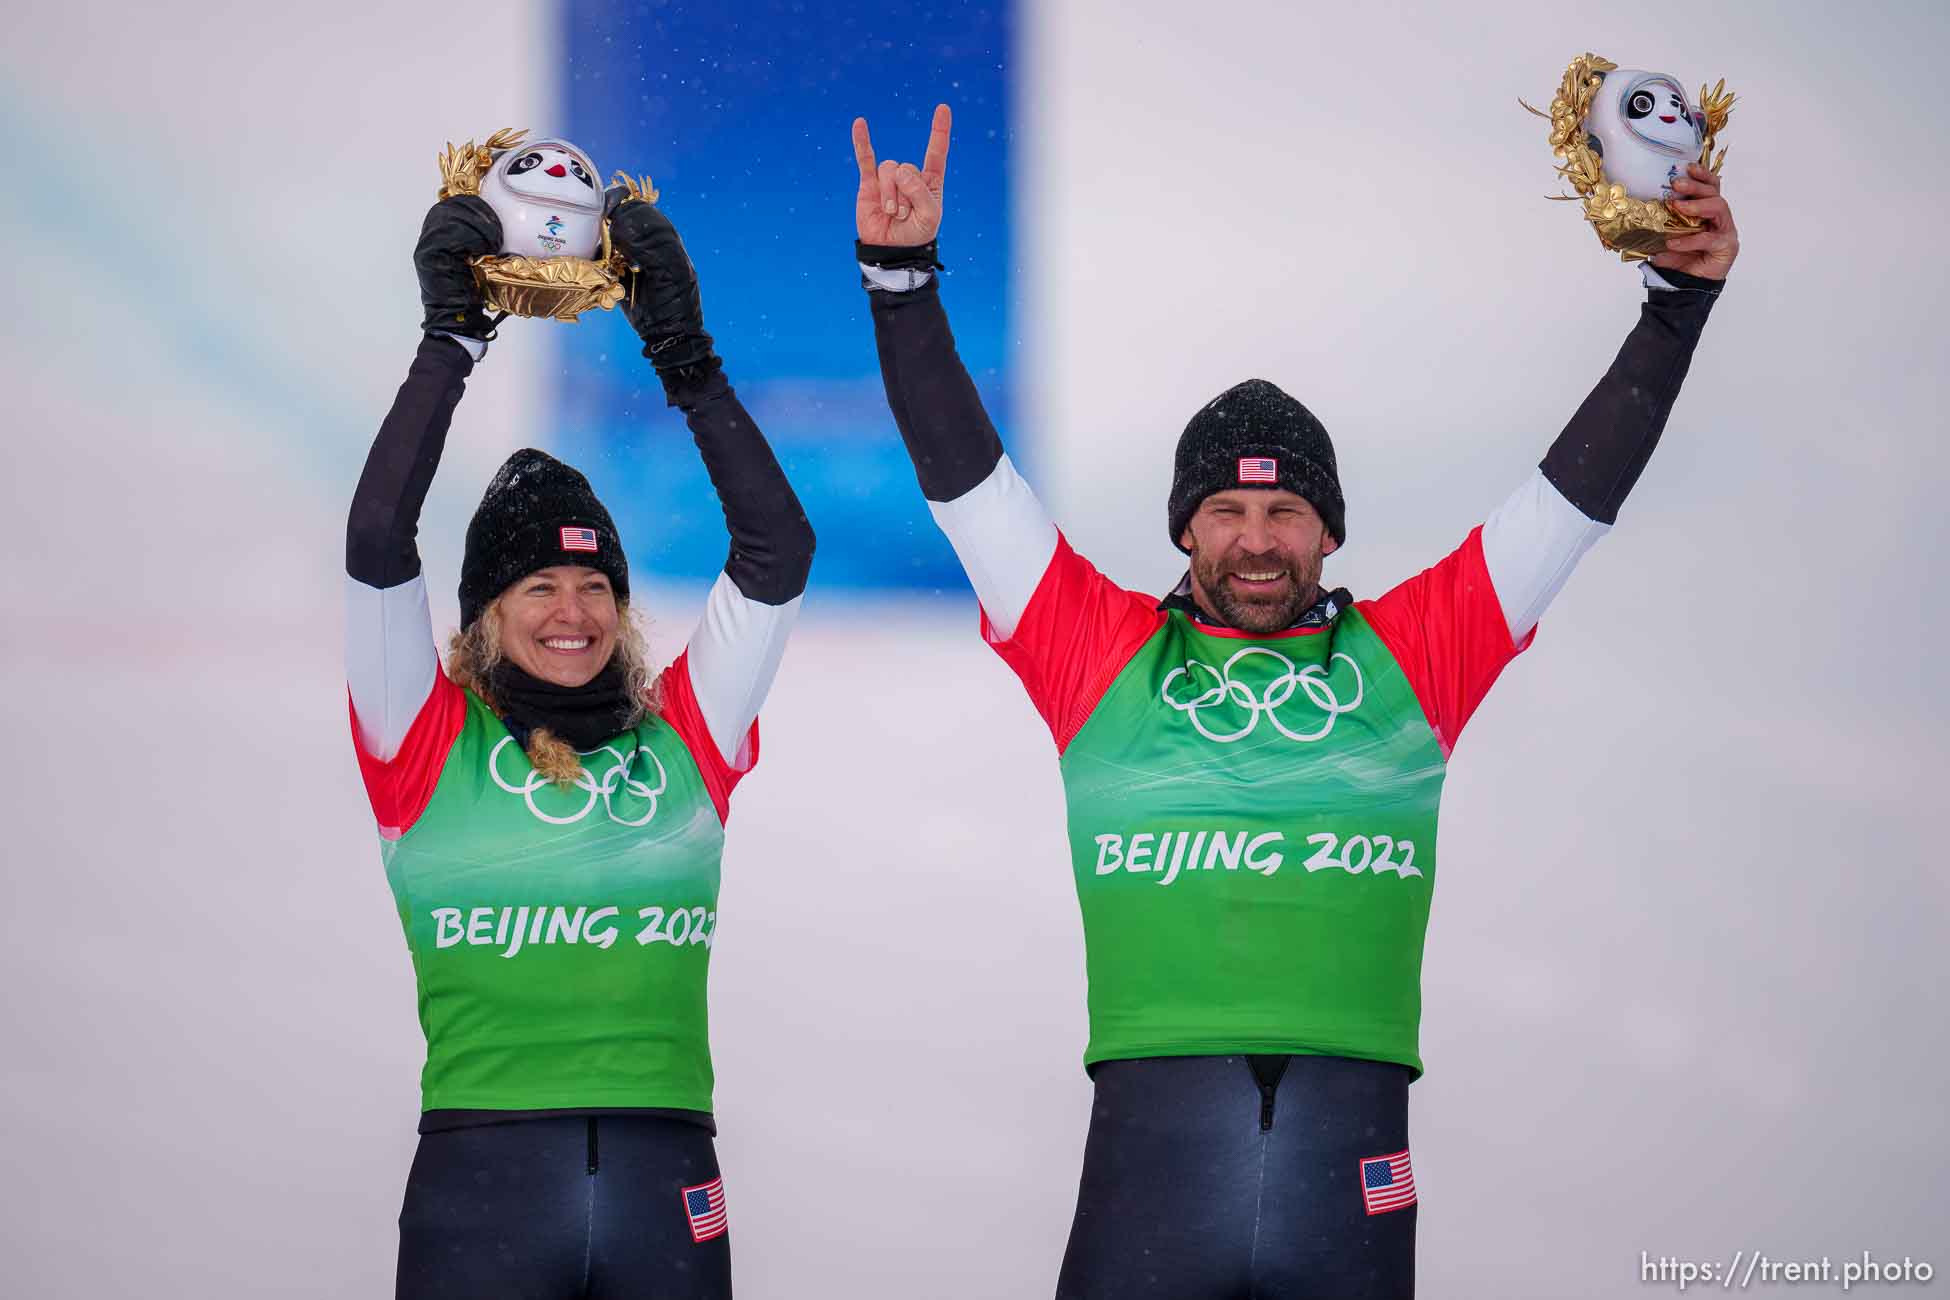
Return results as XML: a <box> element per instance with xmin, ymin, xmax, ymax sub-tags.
<box><xmin>435</xmin><ymin>128</ymin><xmax>659</xmax><ymax>321</ymax></box>
<box><xmin>1524</xmin><ymin>53</ymin><xmax>1735</xmax><ymax>262</ymax></box>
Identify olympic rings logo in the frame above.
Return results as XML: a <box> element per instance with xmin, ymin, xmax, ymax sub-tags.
<box><xmin>488</xmin><ymin>736</ymin><xmax>668</xmax><ymax>827</ymax></box>
<box><xmin>1160</xmin><ymin>647</ymin><xmax>1365</xmax><ymax>744</ymax></box>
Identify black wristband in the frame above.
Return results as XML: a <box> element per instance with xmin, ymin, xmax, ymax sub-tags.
<box><xmin>856</xmin><ymin>239</ymin><xmax>943</xmax><ymax>272</ymax></box>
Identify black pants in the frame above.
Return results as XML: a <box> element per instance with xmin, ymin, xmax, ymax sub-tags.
<box><xmin>1056</xmin><ymin>1055</ymin><xmax>1416</xmax><ymax>1299</ymax></box>
<box><xmin>397</xmin><ymin>1115</ymin><xmax>731</xmax><ymax>1300</ymax></box>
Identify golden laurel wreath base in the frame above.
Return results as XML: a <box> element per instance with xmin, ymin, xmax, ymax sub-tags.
<box><xmin>1521</xmin><ymin>54</ymin><xmax>1735</xmax><ymax>263</ymax></box>
<box><xmin>472</xmin><ymin>251</ymin><xmax>628</xmax><ymax>322</ymax></box>
<box><xmin>434</xmin><ymin>130</ymin><xmax>659</xmax><ymax>322</ymax></box>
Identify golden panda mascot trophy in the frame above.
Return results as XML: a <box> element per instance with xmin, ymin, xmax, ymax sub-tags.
<box><xmin>435</xmin><ymin>128</ymin><xmax>660</xmax><ymax>321</ymax></box>
<box><xmin>1524</xmin><ymin>54</ymin><xmax>1735</xmax><ymax>262</ymax></box>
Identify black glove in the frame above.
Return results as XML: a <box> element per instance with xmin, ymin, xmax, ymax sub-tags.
<box><xmin>607</xmin><ymin>188</ymin><xmax>721</xmax><ymax>399</ymax></box>
<box><xmin>414</xmin><ymin>196</ymin><xmax>503</xmax><ymax>340</ymax></box>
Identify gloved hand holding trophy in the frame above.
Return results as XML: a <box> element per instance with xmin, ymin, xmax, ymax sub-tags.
<box><xmin>1523</xmin><ymin>54</ymin><xmax>1736</xmax><ymax>265</ymax></box>
<box><xmin>413</xmin><ymin>129</ymin><xmax>720</xmax><ymax>397</ymax></box>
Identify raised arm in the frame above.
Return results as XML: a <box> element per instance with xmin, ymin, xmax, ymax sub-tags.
<box><xmin>607</xmin><ymin>191</ymin><xmax>815</xmax><ymax>781</ymax></box>
<box><xmin>1362</xmin><ymin>164</ymin><xmax>1738</xmax><ymax>756</ymax></box>
<box><xmin>1479</xmin><ymin>161</ymin><xmax>1736</xmax><ymax>642</ymax></box>
<box><xmin>345</xmin><ymin>197</ymin><xmax>504</xmax><ymax>764</ymax></box>
<box><xmin>850</xmin><ymin>108</ymin><xmax>1161</xmax><ymax>752</ymax></box>
<box><xmin>852</xmin><ymin>106</ymin><xmax>1058</xmax><ymax>639</ymax></box>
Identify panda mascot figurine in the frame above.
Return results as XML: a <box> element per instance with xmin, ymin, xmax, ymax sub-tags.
<box><xmin>479</xmin><ymin>138</ymin><xmax>607</xmax><ymax>261</ymax></box>
<box><xmin>1526</xmin><ymin>53</ymin><xmax>1735</xmax><ymax>261</ymax></box>
<box><xmin>433</xmin><ymin>127</ymin><xmax>639</xmax><ymax>320</ymax></box>
<box><xmin>1582</xmin><ymin>70</ymin><xmax>1704</xmax><ymax>201</ymax></box>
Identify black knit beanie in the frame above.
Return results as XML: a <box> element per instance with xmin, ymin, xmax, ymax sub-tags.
<box><xmin>458</xmin><ymin>449</ymin><xmax>630</xmax><ymax>628</ymax></box>
<box><xmin>1167</xmin><ymin>379</ymin><xmax>1345</xmax><ymax>553</ymax></box>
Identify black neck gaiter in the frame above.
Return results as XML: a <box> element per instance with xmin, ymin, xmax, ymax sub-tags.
<box><xmin>487</xmin><ymin>659</ymin><xmax>640</xmax><ymax>753</ymax></box>
<box><xmin>1159</xmin><ymin>574</ymin><xmax>1350</xmax><ymax>632</ymax></box>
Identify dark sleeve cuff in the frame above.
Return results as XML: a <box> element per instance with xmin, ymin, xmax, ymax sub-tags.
<box><xmin>417</xmin><ymin>331</ymin><xmax>479</xmax><ymax>374</ymax></box>
<box><xmin>1649</xmin><ymin>265</ymin><xmax>1725</xmax><ymax>296</ymax></box>
<box><xmin>857</xmin><ymin>239</ymin><xmax>943</xmax><ymax>272</ymax></box>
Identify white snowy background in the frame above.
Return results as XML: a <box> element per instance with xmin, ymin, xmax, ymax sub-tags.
<box><xmin>2</xmin><ymin>1</ymin><xmax>1946</xmax><ymax>1296</ymax></box>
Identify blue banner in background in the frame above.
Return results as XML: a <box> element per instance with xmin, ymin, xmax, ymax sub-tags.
<box><xmin>556</xmin><ymin>2</ymin><xmax>1014</xmax><ymax>592</ymax></box>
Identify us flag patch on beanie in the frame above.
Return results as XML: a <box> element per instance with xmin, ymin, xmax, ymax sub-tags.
<box><xmin>1238</xmin><ymin>457</ymin><xmax>1277</xmax><ymax>483</ymax></box>
<box><xmin>683</xmin><ymin>1176</ymin><xmax>728</xmax><ymax>1243</ymax></box>
<box><xmin>560</xmin><ymin>526</ymin><xmax>599</xmax><ymax>553</ymax></box>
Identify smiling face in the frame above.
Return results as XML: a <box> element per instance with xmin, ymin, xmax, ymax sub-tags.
<box><xmin>1179</xmin><ymin>489</ymin><xmax>1340</xmax><ymax>633</ymax></box>
<box><xmin>1620</xmin><ymin>75</ymin><xmax>1700</xmax><ymax>155</ymax></box>
<box><xmin>493</xmin><ymin>565</ymin><xmax>620</xmax><ymax>687</ymax></box>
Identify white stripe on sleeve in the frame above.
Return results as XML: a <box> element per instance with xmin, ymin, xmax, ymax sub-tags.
<box><xmin>684</xmin><ymin>572</ymin><xmax>802</xmax><ymax>769</ymax></box>
<box><xmin>1480</xmin><ymin>468</ymin><xmax>1611</xmax><ymax>643</ymax></box>
<box><xmin>344</xmin><ymin>572</ymin><xmax>440</xmax><ymax>762</ymax></box>
<box><xmin>925</xmin><ymin>454</ymin><xmax>1059</xmax><ymax>642</ymax></box>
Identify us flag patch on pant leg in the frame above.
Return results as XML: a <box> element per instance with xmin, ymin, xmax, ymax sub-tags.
<box><xmin>683</xmin><ymin>1176</ymin><xmax>728</xmax><ymax>1243</ymax></box>
<box><xmin>1359</xmin><ymin>1149</ymin><xmax>1416</xmax><ymax>1216</ymax></box>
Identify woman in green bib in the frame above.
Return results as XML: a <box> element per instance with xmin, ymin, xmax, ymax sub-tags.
<box><xmin>346</xmin><ymin>184</ymin><xmax>813</xmax><ymax>1299</ymax></box>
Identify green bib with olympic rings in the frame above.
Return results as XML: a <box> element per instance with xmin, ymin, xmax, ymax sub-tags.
<box><xmin>380</xmin><ymin>689</ymin><xmax>726</xmax><ymax>1113</ymax></box>
<box><xmin>1060</xmin><ymin>607</ymin><xmax>1447</xmax><ymax>1075</ymax></box>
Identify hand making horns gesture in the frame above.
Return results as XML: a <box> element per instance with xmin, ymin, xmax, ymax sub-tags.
<box><xmin>852</xmin><ymin>103</ymin><xmax>951</xmax><ymax>246</ymax></box>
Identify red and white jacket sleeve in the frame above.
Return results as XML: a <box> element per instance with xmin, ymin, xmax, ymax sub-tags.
<box><xmin>1362</xmin><ymin>265</ymin><xmax>1723</xmax><ymax>755</ymax></box>
<box><xmin>345</xmin><ymin>337</ymin><xmax>474</xmax><ymax>838</ymax></box>
<box><xmin>961</xmin><ymin>505</ymin><xmax>1162</xmax><ymax>754</ymax></box>
<box><xmin>867</xmin><ymin>269</ymin><xmax>1159</xmax><ymax>753</ymax></box>
<box><xmin>347</xmin><ymin>632</ymin><xmax>465</xmax><ymax>841</ymax></box>
<box><xmin>651</xmin><ymin>575</ymin><xmax>783</xmax><ymax>825</ymax></box>
<box><xmin>1357</xmin><ymin>524</ymin><xmax>1536</xmax><ymax>760</ymax></box>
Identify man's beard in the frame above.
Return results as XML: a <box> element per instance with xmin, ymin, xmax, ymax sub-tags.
<box><xmin>1189</xmin><ymin>542</ymin><xmax>1327</xmax><ymax>633</ymax></box>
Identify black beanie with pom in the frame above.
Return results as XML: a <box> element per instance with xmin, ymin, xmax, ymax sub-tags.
<box><xmin>1167</xmin><ymin>379</ymin><xmax>1345</xmax><ymax>553</ymax></box>
<box><xmin>458</xmin><ymin>449</ymin><xmax>629</xmax><ymax>628</ymax></box>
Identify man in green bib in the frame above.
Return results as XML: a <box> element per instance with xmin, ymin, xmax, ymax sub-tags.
<box><xmin>849</xmin><ymin>105</ymin><xmax>1740</xmax><ymax>1297</ymax></box>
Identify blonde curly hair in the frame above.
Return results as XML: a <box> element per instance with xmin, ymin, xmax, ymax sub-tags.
<box><xmin>446</xmin><ymin>598</ymin><xmax>663</xmax><ymax>787</ymax></box>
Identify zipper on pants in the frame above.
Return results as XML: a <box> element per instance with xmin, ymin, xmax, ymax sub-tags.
<box><xmin>1247</xmin><ymin>1055</ymin><xmax>1290</xmax><ymax>1133</ymax></box>
<box><xmin>586</xmin><ymin>1117</ymin><xmax>599</xmax><ymax>1175</ymax></box>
